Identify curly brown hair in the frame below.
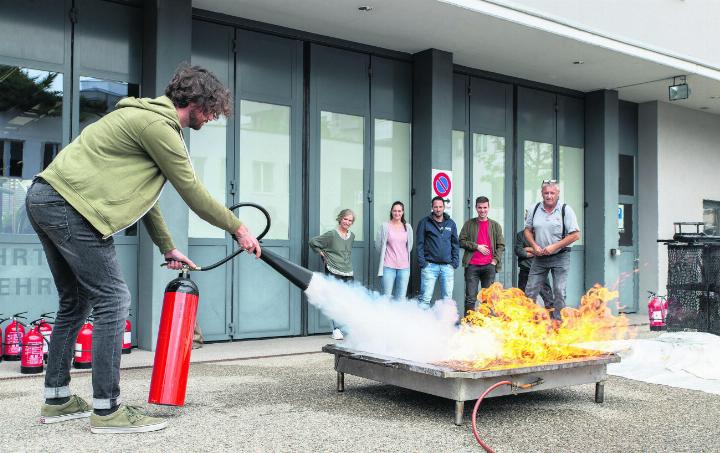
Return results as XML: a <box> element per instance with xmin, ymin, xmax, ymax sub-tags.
<box><xmin>164</xmin><ymin>63</ymin><xmax>232</xmax><ymax>117</ymax></box>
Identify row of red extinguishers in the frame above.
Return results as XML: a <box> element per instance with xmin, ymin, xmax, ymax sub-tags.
<box><xmin>0</xmin><ymin>312</ymin><xmax>133</xmax><ymax>374</ymax></box>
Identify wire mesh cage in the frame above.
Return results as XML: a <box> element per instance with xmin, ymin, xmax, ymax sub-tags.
<box><xmin>665</xmin><ymin>242</ymin><xmax>720</xmax><ymax>334</ymax></box>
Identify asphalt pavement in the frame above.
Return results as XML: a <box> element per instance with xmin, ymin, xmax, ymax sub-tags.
<box><xmin>1</xmin><ymin>334</ymin><xmax>719</xmax><ymax>452</ymax></box>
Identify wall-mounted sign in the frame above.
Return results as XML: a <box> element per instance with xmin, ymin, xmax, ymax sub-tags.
<box><xmin>618</xmin><ymin>204</ymin><xmax>625</xmax><ymax>232</ymax></box>
<box><xmin>431</xmin><ymin>169</ymin><xmax>453</xmax><ymax>211</ymax></box>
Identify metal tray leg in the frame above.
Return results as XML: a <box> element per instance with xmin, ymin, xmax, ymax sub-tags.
<box><xmin>454</xmin><ymin>400</ymin><xmax>464</xmax><ymax>426</ymax></box>
<box><xmin>595</xmin><ymin>381</ymin><xmax>605</xmax><ymax>403</ymax></box>
<box><xmin>337</xmin><ymin>371</ymin><xmax>345</xmax><ymax>393</ymax></box>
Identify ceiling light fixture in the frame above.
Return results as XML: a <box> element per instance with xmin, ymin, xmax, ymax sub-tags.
<box><xmin>358</xmin><ymin>6</ymin><xmax>373</xmax><ymax>12</ymax></box>
<box><xmin>668</xmin><ymin>75</ymin><xmax>691</xmax><ymax>101</ymax></box>
<box><xmin>573</xmin><ymin>60</ymin><xmax>584</xmax><ymax>65</ymax></box>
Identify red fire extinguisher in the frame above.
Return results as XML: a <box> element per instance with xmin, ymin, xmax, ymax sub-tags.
<box><xmin>122</xmin><ymin>311</ymin><xmax>133</xmax><ymax>355</ymax></box>
<box><xmin>3</xmin><ymin>312</ymin><xmax>28</xmax><ymax>361</ymax></box>
<box><xmin>73</xmin><ymin>318</ymin><xmax>94</xmax><ymax>369</ymax></box>
<box><xmin>647</xmin><ymin>291</ymin><xmax>668</xmax><ymax>331</ymax></box>
<box><xmin>21</xmin><ymin>321</ymin><xmax>46</xmax><ymax>374</ymax></box>
<box><xmin>147</xmin><ymin>202</ymin><xmax>277</xmax><ymax>407</ymax></box>
<box><xmin>148</xmin><ymin>267</ymin><xmax>199</xmax><ymax>406</ymax></box>
<box><xmin>39</xmin><ymin>312</ymin><xmax>54</xmax><ymax>361</ymax></box>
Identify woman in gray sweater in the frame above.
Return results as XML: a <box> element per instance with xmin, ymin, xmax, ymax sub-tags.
<box><xmin>309</xmin><ymin>208</ymin><xmax>355</xmax><ymax>339</ymax></box>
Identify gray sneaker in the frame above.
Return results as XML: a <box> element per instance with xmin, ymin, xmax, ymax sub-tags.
<box><xmin>39</xmin><ymin>395</ymin><xmax>92</xmax><ymax>424</ymax></box>
<box><xmin>90</xmin><ymin>405</ymin><xmax>168</xmax><ymax>434</ymax></box>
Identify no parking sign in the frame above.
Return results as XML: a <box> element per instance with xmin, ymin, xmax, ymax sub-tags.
<box><xmin>431</xmin><ymin>169</ymin><xmax>453</xmax><ymax>210</ymax></box>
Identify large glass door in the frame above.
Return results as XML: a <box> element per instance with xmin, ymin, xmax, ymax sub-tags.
<box><xmin>232</xmin><ymin>29</ymin><xmax>303</xmax><ymax>338</ymax></box>
<box><xmin>307</xmin><ymin>44</ymin><xmax>370</xmax><ymax>334</ymax></box>
<box><xmin>188</xmin><ymin>20</ymin><xmax>235</xmax><ymax>341</ymax></box>
<box><xmin>370</xmin><ymin>119</ymin><xmax>411</xmax><ymax>291</ymax></box>
<box><xmin>517</xmin><ymin>88</ymin><xmax>585</xmax><ymax>307</ymax></box>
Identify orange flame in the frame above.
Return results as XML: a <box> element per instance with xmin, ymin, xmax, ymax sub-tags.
<box><xmin>450</xmin><ymin>283</ymin><xmax>632</xmax><ymax>370</ymax></box>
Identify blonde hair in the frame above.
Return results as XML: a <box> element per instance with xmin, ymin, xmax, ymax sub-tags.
<box><xmin>336</xmin><ymin>209</ymin><xmax>355</xmax><ymax>224</ymax></box>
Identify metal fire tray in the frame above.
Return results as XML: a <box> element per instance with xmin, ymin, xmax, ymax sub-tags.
<box><xmin>322</xmin><ymin>344</ymin><xmax>620</xmax><ymax>425</ymax></box>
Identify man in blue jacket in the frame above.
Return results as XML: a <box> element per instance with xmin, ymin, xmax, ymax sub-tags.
<box><xmin>416</xmin><ymin>196</ymin><xmax>460</xmax><ymax>308</ymax></box>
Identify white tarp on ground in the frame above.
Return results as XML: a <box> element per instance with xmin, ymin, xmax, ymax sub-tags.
<box><xmin>583</xmin><ymin>332</ymin><xmax>720</xmax><ymax>395</ymax></box>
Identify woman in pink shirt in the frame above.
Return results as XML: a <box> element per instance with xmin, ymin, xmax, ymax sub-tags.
<box><xmin>375</xmin><ymin>201</ymin><xmax>414</xmax><ymax>299</ymax></box>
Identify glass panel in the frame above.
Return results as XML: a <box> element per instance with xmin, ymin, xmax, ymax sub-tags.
<box><xmin>473</xmin><ymin>134</ymin><xmax>505</xmax><ymax>223</ymax></box>
<box><xmin>239</xmin><ymin>101</ymin><xmax>291</xmax><ymax>240</ymax></box>
<box><xmin>79</xmin><ymin>76</ymin><xmax>139</xmax><ymax>133</ymax></box>
<box><xmin>702</xmin><ymin>200</ymin><xmax>720</xmax><ymax>236</ymax></box>
<box><xmin>319</xmin><ymin>111</ymin><xmax>364</xmax><ymax>240</ymax></box>
<box><xmin>450</xmin><ymin>130</ymin><xmax>465</xmax><ymax>226</ymax></box>
<box><xmin>188</xmin><ymin>116</ymin><xmax>227</xmax><ymax>238</ymax></box>
<box><xmin>559</xmin><ymin>145</ymin><xmax>584</xmax><ymax>245</ymax></box>
<box><xmin>619</xmin><ymin>154</ymin><xmax>634</xmax><ymax>196</ymax></box>
<box><xmin>523</xmin><ymin>140</ymin><xmax>553</xmax><ymax>217</ymax></box>
<box><xmin>373</xmin><ymin>119</ymin><xmax>411</xmax><ymax>243</ymax></box>
<box><xmin>0</xmin><ymin>66</ymin><xmax>63</xmax><ymax>234</ymax></box>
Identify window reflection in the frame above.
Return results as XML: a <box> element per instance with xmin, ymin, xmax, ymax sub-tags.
<box><xmin>473</xmin><ymin>134</ymin><xmax>505</xmax><ymax>224</ymax></box>
<box><xmin>0</xmin><ymin>66</ymin><xmax>63</xmax><ymax>234</ymax></box>
<box><xmin>320</xmin><ymin>111</ymin><xmax>364</xmax><ymax>240</ymax></box>
<box><xmin>188</xmin><ymin>115</ymin><xmax>227</xmax><ymax>239</ymax></box>
<box><xmin>240</xmin><ymin>101</ymin><xmax>291</xmax><ymax>241</ymax></box>
<box><xmin>79</xmin><ymin>77</ymin><xmax>138</xmax><ymax>133</ymax></box>
<box><xmin>373</xmin><ymin>119</ymin><xmax>411</xmax><ymax>245</ymax></box>
<box><xmin>523</xmin><ymin>140</ymin><xmax>553</xmax><ymax>215</ymax></box>
<box><xmin>559</xmin><ymin>146</ymin><xmax>584</xmax><ymax>245</ymax></box>
<box><xmin>451</xmin><ymin>130</ymin><xmax>465</xmax><ymax>226</ymax></box>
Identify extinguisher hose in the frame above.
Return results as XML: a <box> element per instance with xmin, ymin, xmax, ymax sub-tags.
<box><xmin>163</xmin><ymin>202</ymin><xmax>271</xmax><ymax>272</ymax></box>
<box><xmin>471</xmin><ymin>378</ymin><xmax>544</xmax><ymax>452</ymax></box>
<box><xmin>471</xmin><ymin>380</ymin><xmax>512</xmax><ymax>453</ymax></box>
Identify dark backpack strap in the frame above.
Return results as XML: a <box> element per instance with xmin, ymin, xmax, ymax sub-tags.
<box><xmin>561</xmin><ymin>203</ymin><xmax>566</xmax><ymax>239</ymax></box>
<box><xmin>531</xmin><ymin>202</ymin><xmax>541</xmax><ymax>227</ymax></box>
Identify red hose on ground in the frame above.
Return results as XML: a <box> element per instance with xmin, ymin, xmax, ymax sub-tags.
<box><xmin>471</xmin><ymin>380</ymin><xmax>513</xmax><ymax>452</ymax></box>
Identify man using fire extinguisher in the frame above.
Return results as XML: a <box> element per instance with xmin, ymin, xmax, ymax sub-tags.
<box><xmin>26</xmin><ymin>64</ymin><xmax>261</xmax><ymax>433</ymax></box>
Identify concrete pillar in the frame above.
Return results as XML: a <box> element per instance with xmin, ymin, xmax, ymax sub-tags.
<box><xmin>584</xmin><ymin>90</ymin><xmax>620</xmax><ymax>290</ymax></box>
<box><xmin>410</xmin><ymin>49</ymin><xmax>454</xmax><ymax>293</ymax></box>
<box><xmin>137</xmin><ymin>0</ymin><xmax>192</xmax><ymax>350</ymax></box>
<box><xmin>637</xmin><ymin>101</ymin><xmax>659</xmax><ymax>316</ymax></box>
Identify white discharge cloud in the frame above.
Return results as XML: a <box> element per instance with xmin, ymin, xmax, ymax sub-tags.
<box><xmin>304</xmin><ymin>273</ymin><xmax>501</xmax><ymax>364</ymax></box>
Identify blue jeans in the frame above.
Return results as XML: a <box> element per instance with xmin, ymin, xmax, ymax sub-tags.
<box><xmin>381</xmin><ymin>267</ymin><xmax>410</xmax><ymax>299</ymax></box>
<box><xmin>525</xmin><ymin>252</ymin><xmax>570</xmax><ymax>321</ymax></box>
<box><xmin>26</xmin><ymin>179</ymin><xmax>130</xmax><ymax>410</ymax></box>
<box><xmin>418</xmin><ymin>263</ymin><xmax>454</xmax><ymax>308</ymax></box>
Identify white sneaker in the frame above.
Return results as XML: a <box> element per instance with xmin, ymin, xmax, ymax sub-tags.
<box><xmin>331</xmin><ymin>329</ymin><xmax>344</xmax><ymax>340</ymax></box>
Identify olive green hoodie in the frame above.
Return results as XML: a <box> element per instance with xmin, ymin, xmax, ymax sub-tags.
<box><xmin>40</xmin><ymin>95</ymin><xmax>241</xmax><ymax>253</ymax></box>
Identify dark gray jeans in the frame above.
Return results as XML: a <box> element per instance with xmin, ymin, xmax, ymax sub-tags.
<box><xmin>525</xmin><ymin>251</ymin><xmax>570</xmax><ymax>321</ymax></box>
<box><xmin>463</xmin><ymin>264</ymin><xmax>496</xmax><ymax>313</ymax></box>
<box><xmin>26</xmin><ymin>179</ymin><xmax>130</xmax><ymax>409</ymax></box>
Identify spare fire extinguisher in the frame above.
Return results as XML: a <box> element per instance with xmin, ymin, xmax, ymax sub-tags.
<box><xmin>148</xmin><ymin>267</ymin><xmax>199</xmax><ymax>406</ymax></box>
<box><xmin>122</xmin><ymin>310</ymin><xmax>133</xmax><ymax>355</ymax></box>
<box><xmin>3</xmin><ymin>312</ymin><xmax>28</xmax><ymax>361</ymax></box>
<box><xmin>647</xmin><ymin>291</ymin><xmax>668</xmax><ymax>331</ymax></box>
<box><xmin>73</xmin><ymin>317</ymin><xmax>94</xmax><ymax>369</ymax></box>
<box><xmin>21</xmin><ymin>320</ymin><xmax>46</xmax><ymax>374</ymax></box>
<box><xmin>38</xmin><ymin>312</ymin><xmax>54</xmax><ymax>362</ymax></box>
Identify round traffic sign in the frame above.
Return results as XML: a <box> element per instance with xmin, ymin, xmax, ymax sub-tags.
<box><xmin>433</xmin><ymin>172</ymin><xmax>451</xmax><ymax>197</ymax></box>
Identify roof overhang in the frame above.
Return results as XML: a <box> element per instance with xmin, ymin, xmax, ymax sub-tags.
<box><xmin>194</xmin><ymin>0</ymin><xmax>720</xmax><ymax>114</ymax></box>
